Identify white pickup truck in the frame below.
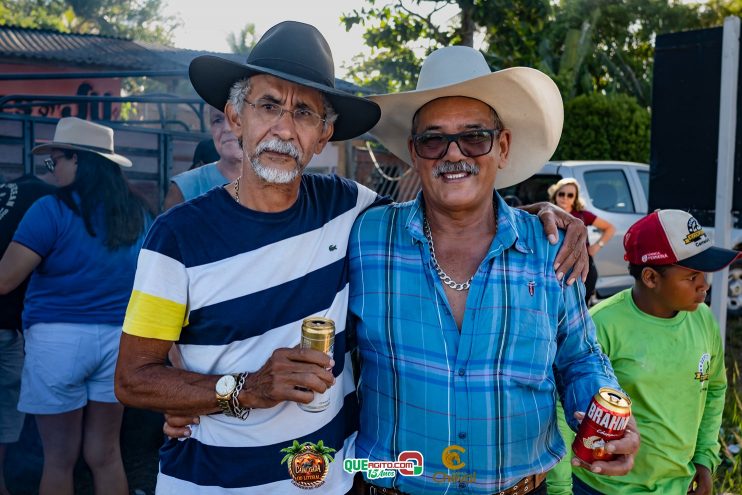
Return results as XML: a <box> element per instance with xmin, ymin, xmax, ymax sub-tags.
<box><xmin>499</xmin><ymin>160</ymin><xmax>742</xmax><ymax>314</ymax></box>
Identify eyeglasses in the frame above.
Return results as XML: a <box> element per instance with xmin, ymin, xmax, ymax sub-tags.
<box><xmin>557</xmin><ymin>191</ymin><xmax>576</xmax><ymax>199</ymax></box>
<box><xmin>43</xmin><ymin>154</ymin><xmax>65</xmax><ymax>173</ymax></box>
<box><xmin>245</xmin><ymin>99</ymin><xmax>326</xmax><ymax>129</ymax></box>
<box><xmin>411</xmin><ymin>129</ymin><xmax>500</xmax><ymax>160</ymax></box>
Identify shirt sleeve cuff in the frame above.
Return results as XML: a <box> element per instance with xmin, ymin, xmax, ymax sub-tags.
<box><xmin>692</xmin><ymin>453</ymin><xmax>720</xmax><ymax>473</ymax></box>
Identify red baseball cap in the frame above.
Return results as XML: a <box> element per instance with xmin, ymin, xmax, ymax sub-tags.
<box><xmin>624</xmin><ymin>210</ymin><xmax>741</xmax><ymax>272</ymax></box>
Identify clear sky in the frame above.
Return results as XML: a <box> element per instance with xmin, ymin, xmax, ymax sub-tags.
<box><xmin>162</xmin><ymin>0</ymin><xmax>374</xmax><ymax>78</ymax></box>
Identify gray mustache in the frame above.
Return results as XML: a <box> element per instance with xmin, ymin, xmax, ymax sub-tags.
<box><xmin>256</xmin><ymin>138</ymin><xmax>300</xmax><ymax>161</ymax></box>
<box><xmin>433</xmin><ymin>161</ymin><xmax>480</xmax><ymax>178</ymax></box>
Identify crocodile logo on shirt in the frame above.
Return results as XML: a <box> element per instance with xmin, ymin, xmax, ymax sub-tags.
<box><xmin>329</xmin><ymin>245</ymin><xmax>337</xmax><ymax>251</ymax></box>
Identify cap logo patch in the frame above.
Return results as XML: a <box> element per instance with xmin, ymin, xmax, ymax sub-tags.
<box><xmin>683</xmin><ymin>218</ymin><xmax>709</xmax><ymax>247</ymax></box>
<box><xmin>641</xmin><ymin>252</ymin><xmax>669</xmax><ymax>263</ymax></box>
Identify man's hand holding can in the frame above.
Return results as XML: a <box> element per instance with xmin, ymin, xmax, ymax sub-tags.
<box><xmin>571</xmin><ymin>412</ymin><xmax>641</xmax><ymax>476</ymax></box>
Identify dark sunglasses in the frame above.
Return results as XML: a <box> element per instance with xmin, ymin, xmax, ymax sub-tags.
<box><xmin>412</xmin><ymin>129</ymin><xmax>500</xmax><ymax>160</ymax></box>
<box><xmin>557</xmin><ymin>191</ymin><xmax>575</xmax><ymax>199</ymax></box>
<box><xmin>43</xmin><ymin>154</ymin><xmax>65</xmax><ymax>173</ymax></box>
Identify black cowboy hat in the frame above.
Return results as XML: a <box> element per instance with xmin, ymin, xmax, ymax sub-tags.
<box><xmin>189</xmin><ymin>21</ymin><xmax>380</xmax><ymax>142</ymax></box>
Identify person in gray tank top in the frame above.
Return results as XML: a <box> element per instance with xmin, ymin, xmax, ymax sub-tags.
<box><xmin>163</xmin><ymin>106</ymin><xmax>243</xmax><ymax>210</ymax></box>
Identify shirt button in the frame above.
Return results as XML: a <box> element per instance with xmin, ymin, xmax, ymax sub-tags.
<box><xmin>458</xmin><ymin>481</ymin><xmax>467</xmax><ymax>489</ymax></box>
<box><xmin>458</xmin><ymin>368</ymin><xmax>466</xmax><ymax>376</ymax></box>
<box><xmin>458</xmin><ymin>431</ymin><xmax>467</xmax><ymax>439</ymax></box>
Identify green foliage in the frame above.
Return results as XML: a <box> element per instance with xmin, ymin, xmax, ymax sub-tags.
<box><xmin>553</xmin><ymin>93</ymin><xmax>650</xmax><ymax>163</ymax></box>
<box><xmin>0</xmin><ymin>0</ymin><xmax>70</xmax><ymax>30</ymax></box>
<box><xmin>698</xmin><ymin>0</ymin><xmax>742</xmax><ymax>28</ymax></box>
<box><xmin>548</xmin><ymin>0</ymin><xmax>705</xmax><ymax>107</ymax></box>
<box><xmin>0</xmin><ymin>0</ymin><xmax>179</xmax><ymax>44</ymax></box>
<box><xmin>342</xmin><ymin>0</ymin><xmax>729</xmax><ymax>106</ymax></box>
<box><xmin>479</xmin><ymin>0</ymin><xmax>553</xmax><ymax>70</ymax></box>
<box><xmin>227</xmin><ymin>23</ymin><xmax>257</xmax><ymax>55</ymax></box>
<box><xmin>341</xmin><ymin>0</ymin><xmax>462</xmax><ymax>92</ymax></box>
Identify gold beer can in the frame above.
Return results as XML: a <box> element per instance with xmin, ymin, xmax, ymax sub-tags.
<box><xmin>299</xmin><ymin>316</ymin><xmax>335</xmax><ymax>413</ymax></box>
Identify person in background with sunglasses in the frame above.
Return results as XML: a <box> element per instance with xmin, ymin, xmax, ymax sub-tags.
<box><xmin>0</xmin><ymin>117</ymin><xmax>152</xmax><ymax>495</ymax></box>
<box><xmin>548</xmin><ymin>178</ymin><xmax>615</xmax><ymax>304</ymax></box>
<box><xmin>346</xmin><ymin>46</ymin><xmax>639</xmax><ymax>495</ymax></box>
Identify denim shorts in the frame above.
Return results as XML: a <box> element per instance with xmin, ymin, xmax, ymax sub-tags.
<box><xmin>19</xmin><ymin>322</ymin><xmax>122</xmax><ymax>414</ymax></box>
<box><xmin>0</xmin><ymin>329</ymin><xmax>25</xmax><ymax>443</ymax></box>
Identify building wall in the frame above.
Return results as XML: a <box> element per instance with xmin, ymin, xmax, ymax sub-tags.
<box><xmin>0</xmin><ymin>61</ymin><xmax>121</xmax><ymax>119</ymax></box>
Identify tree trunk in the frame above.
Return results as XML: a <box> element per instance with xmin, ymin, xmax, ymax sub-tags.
<box><xmin>459</xmin><ymin>1</ymin><xmax>475</xmax><ymax>47</ymax></box>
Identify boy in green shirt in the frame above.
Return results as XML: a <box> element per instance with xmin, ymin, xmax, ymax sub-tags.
<box><xmin>563</xmin><ymin>209</ymin><xmax>735</xmax><ymax>494</ymax></box>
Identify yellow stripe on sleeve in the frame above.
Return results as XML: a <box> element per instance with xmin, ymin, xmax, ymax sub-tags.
<box><xmin>123</xmin><ymin>289</ymin><xmax>188</xmax><ymax>341</ymax></box>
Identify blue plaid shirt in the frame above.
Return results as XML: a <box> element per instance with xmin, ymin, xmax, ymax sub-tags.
<box><xmin>348</xmin><ymin>192</ymin><xmax>619</xmax><ymax>495</ymax></box>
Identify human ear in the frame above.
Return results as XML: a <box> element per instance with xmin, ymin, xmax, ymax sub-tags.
<box><xmin>642</xmin><ymin>267</ymin><xmax>658</xmax><ymax>289</ymax></box>
<box><xmin>497</xmin><ymin>129</ymin><xmax>511</xmax><ymax>169</ymax></box>
<box><xmin>313</xmin><ymin>122</ymin><xmax>334</xmax><ymax>154</ymax></box>
<box><xmin>225</xmin><ymin>103</ymin><xmax>242</xmax><ymax>137</ymax></box>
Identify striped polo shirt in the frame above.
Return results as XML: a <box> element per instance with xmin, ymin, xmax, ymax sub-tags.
<box><xmin>123</xmin><ymin>174</ymin><xmax>380</xmax><ymax>494</ymax></box>
<box><xmin>348</xmin><ymin>192</ymin><xmax>620</xmax><ymax>495</ymax></box>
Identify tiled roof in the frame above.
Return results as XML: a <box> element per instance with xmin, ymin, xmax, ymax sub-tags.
<box><xmin>0</xmin><ymin>26</ymin><xmax>184</xmax><ymax>70</ymax></box>
<box><xmin>135</xmin><ymin>41</ymin><xmax>246</xmax><ymax>69</ymax></box>
<box><xmin>0</xmin><ymin>25</ymin><xmax>368</xmax><ymax>93</ymax></box>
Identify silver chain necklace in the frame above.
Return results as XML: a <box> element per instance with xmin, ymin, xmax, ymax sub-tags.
<box><xmin>424</xmin><ymin>216</ymin><xmax>474</xmax><ymax>291</ymax></box>
<box><xmin>423</xmin><ymin>202</ymin><xmax>497</xmax><ymax>292</ymax></box>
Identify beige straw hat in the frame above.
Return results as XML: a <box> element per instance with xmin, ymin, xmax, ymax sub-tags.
<box><xmin>32</xmin><ymin>117</ymin><xmax>132</xmax><ymax>167</ymax></box>
<box><xmin>368</xmin><ymin>46</ymin><xmax>563</xmax><ymax>188</ymax></box>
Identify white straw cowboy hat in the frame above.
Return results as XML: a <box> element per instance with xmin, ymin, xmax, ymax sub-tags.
<box><xmin>368</xmin><ymin>46</ymin><xmax>563</xmax><ymax>189</ymax></box>
<box><xmin>32</xmin><ymin>117</ymin><xmax>132</xmax><ymax>167</ymax></box>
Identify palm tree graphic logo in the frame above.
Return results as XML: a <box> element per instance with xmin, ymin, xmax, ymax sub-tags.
<box><xmin>281</xmin><ymin>440</ymin><xmax>336</xmax><ymax>488</ymax></box>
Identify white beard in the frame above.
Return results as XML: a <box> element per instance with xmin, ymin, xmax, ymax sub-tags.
<box><xmin>249</xmin><ymin>137</ymin><xmax>303</xmax><ymax>184</ymax></box>
<box><xmin>250</xmin><ymin>157</ymin><xmax>302</xmax><ymax>184</ymax></box>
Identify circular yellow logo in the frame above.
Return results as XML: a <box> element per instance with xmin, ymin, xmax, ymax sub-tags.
<box><xmin>442</xmin><ymin>445</ymin><xmax>466</xmax><ymax>471</ymax></box>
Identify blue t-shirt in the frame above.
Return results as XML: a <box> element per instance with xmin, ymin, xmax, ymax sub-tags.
<box><xmin>170</xmin><ymin>162</ymin><xmax>229</xmax><ymax>202</ymax></box>
<box><xmin>13</xmin><ymin>194</ymin><xmax>148</xmax><ymax>327</ymax></box>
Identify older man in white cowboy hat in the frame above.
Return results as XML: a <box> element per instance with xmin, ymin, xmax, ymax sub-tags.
<box><xmin>346</xmin><ymin>46</ymin><xmax>640</xmax><ymax>495</ymax></box>
<box><xmin>116</xmin><ymin>21</ymin><xmax>594</xmax><ymax>495</ymax></box>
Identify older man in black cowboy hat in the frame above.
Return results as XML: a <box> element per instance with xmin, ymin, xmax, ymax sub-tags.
<box><xmin>115</xmin><ymin>21</ymin><xmax>386</xmax><ymax>495</ymax></box>
<box><xmin>115</xmin><ymin>22</ymin><xmax>590</xmax><ymax>495</ymax></box>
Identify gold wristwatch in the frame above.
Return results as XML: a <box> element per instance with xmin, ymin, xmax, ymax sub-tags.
<box><xmin>216</xmin><ymin>374</ymin><xmax>240</xmax><ymax>416</ymax></box>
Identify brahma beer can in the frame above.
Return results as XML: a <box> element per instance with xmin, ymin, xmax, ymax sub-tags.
<box><xmin>572</xmin><ymin>387</ymin><xmax>631</xmax><ymax>463</ymax></box>
<box><xmin>298</xmin><ymin>316</ymin><xmax>335</xmax><ymax>413</ymax></box>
